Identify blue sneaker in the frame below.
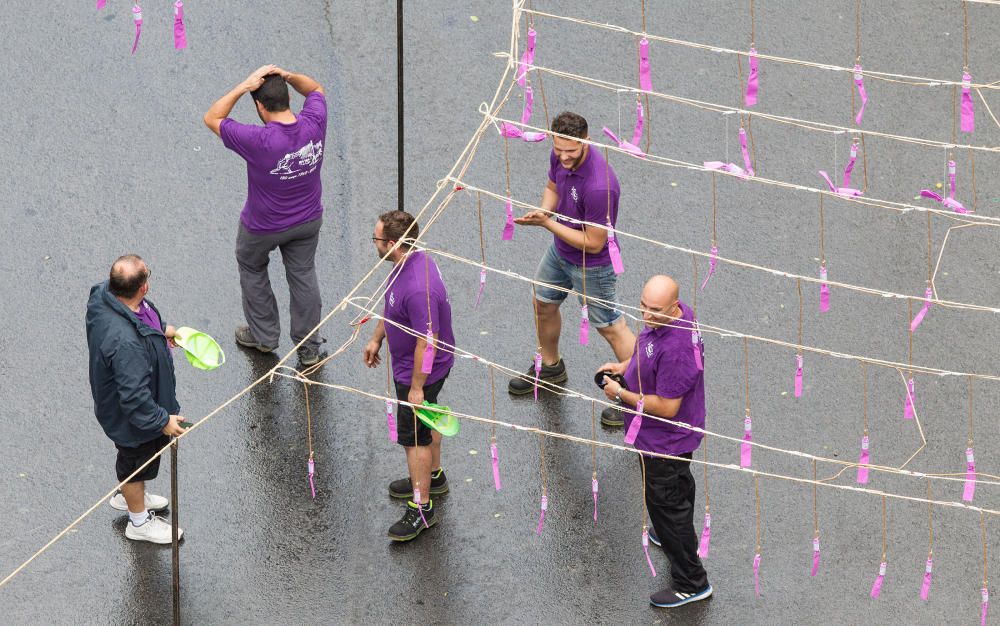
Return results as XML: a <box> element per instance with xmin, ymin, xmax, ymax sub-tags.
<box><xmin>650</xmin><ymin>584</ymin><xmax>713</xmax><ymax>608</ymax></box>
<box><xmin>648</xmin><ymin>527</ymin><xmax>661</xmax><ymax>547</ymax></box>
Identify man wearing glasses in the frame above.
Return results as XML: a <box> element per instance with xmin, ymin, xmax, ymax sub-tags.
<box><xmin>598</xmin><ymin>275</ymin><xmax>711</xmax><ymax>608</ymax></box>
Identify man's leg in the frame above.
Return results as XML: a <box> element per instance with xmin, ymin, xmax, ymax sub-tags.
<box><xmin>535</xmin><ymin>298</ymin><xmax>563</xmax><ymax>365</ymax></box>
<box><xmin>277</xmin><ymin>219</ymin><xmax>323</xmax><ymax>351</ymax></box>
<box><xmin>235</xmin><ymin>223</ymin><xmax>281</xmax><ymax>348</ymax></box>
<box><xmin>429</xmin><ymin>430</ymin><xmax>443</xmax><ymax>470</ymax></box>
<box><xmin>644</xmin><ymin>455</ymin><xmax>709</xmax><ymax>593</ymax></box>
<box><xmin>121</xmin><ymin>481</ymin><xmax>146</xmax><ymax>513</ymax></box>
<box><xmin>596</xmin><ymin>317</ymin><xmax>637</xmax><ymax>362</ymax></box>
<box><xmin>404</xmin><ymin>444</ymin><xmax>434</xmax><ymax>505</ymax></box>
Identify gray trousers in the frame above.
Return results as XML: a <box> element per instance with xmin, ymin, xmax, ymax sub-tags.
<box><xmin>235</xmin><ymin>218</ymin><xmax>323</xmax><ymax>351</ymax></box>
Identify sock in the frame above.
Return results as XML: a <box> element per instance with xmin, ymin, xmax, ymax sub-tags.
<box><xmin>129</xmin><ymin>509</ymin><xmax>150</xmax><ymax>526</ymax></box>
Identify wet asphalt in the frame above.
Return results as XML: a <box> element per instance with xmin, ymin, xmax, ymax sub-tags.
<box><xmin>3</xmin><ymin>0</ymin><xmax>1000</xmax><ymax>624</ymax></box>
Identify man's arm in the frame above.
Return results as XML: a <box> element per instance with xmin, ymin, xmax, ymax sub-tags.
<box><xmin>278</xmin><ymin>69</ymin><xmax>324</xmax><ymax>96</ymax></box>
<box><xmin>203</xmin><ymin>64</ymin><xmax>276</xmax><ymax>137</ymax></box>
<box><xmin>112</xmin><ymin>342</ymin><xmax>171</xmax><ymax>433</ymax></box>
<box><xmin>362</xmin><ymin>320</ymin><xmax>387</xmax><ymax>367</ymax></box>
<box><xmin>407</xmin><ymin>332</ymin><xmax>437</xmax><ymax>407</ymax></box>
<box><xmin>516</xmin><ymin>181</ymin><xmax>608</xmax><ymax>254</ymax></box>
<box><xmin>611</xmin><ymin>388</ymin><xmax>683</xmax><ymax>419</ymax></box>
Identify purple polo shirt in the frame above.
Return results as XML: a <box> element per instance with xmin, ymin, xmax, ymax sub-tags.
<box><xmin>383</xmin><ymin>251</ymin><xmax>456</xmax><ymax>386</ymax></box>
<box><xmin>622</xmin><ymin>301</ymin><xmax>705</xmax><ymax>455</ymax></box>
<box><xmin>548</xmin><ymin>146</ymin><xmax>621</xmax><ymax>267</ymax></box>
<box><xmin>134</xmin><ymin>300</ymin><xmax>162</xmax><ymax>331</ymax></box>
<box><xmin>220</xmin><ymin>91</ymin><xmax>327</xmax><ymax>234</ymax></box>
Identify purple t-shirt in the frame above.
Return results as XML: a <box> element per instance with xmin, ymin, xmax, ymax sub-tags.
<box><xmin>134</xmin><ymin>300</ymin><xmax>162</xmax><ymax>331</ymax></box>
<box><xmin>548</xmin><ymin>146</ymin><xmax>620</xmax><ymax>267</ymax></box>
<box><xmin>383</xmin><ymin>251</ymin><xmax>456</xmax><ymax>386</ymax></box>
<box><xmin>220</xmin><ymin>91</ymin><xmax>327</xmax><ymax>234</ymax></box>
<box><xmin>622</xmin><ymin>301</ymin><xmax>705</xmax><ymax>455</ymax></box>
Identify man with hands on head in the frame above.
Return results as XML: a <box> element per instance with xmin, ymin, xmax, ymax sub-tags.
<box><xmin>598</xmin><ymin>275</ymin><xmax>712</xmax><ymax>609</ymax></box>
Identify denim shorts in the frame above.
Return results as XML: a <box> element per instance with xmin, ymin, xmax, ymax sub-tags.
<box><xmin>533</xmin><ymin>244</ymin><xmax>623</xmax><ymax>328</ymax></box>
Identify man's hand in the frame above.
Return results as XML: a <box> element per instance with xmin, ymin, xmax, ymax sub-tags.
<box><xmin>165</xmin><ymin>325</ymin><xmax>177</xmax><ymax>349</ymax></box>
<box><xmin>271</xmin><ymin>65</ymin><xmax>293</xmax><ymax>80</ymax></box>
<box><xmin>407</xmin><ymin>386</ymin><xmax>425</xmax><ymax>409</ymax></box>
<box><xmin>514</xmin><ymin>210</ymin><xmax>552</xmax><ymax>228</ymax></box>
<box><xmin>162</xmin><ymin>414</ymin><xmax>187</xmax><ymax>437</ymax></box>
<box><xmin>603</xmin><ymin>378</ymin><xmax>623</xmax><ymax>402</ymax></box>
<box><xmin>363</xmin><ymin>339</ymin><xmax>383</xmax><ymax>367</ymax></box>
<box><xmin>240</xmin><ymin>64</ymin><xmax>277</xmax><ymax>92</ymax></box>
<box><xmin>597</xmin><ymin>361</ymin><xmax>626</xmax><ymax>376</ymax></box>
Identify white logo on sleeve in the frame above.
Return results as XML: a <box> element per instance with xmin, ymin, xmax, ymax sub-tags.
<box><xmin>388</xmin><ymin>292</ymin><xmax>395</xmax><ymax>307</ymax></box>
<box><xmin>270</xmin><ymin>140</ymin><xmax>324</xmax><ymax>178</ymax></box>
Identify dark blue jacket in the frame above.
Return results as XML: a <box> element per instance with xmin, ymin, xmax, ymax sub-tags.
<box><xmin>86</xmin><ymin>281</ymin><xmax>180</xmax><ymax>447</ymax></box>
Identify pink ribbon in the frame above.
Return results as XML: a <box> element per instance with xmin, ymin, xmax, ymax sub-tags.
<box><xmin>519</xmin><ymin>87</ymin><xmax>546</xmax><ymax>143</ymax></box>
<box><xmin>173</xmin><ymin>1</ymin><xmax>187</xmax><ymax>50</ymax></box>
<box><xmin>701</xmin><ymin>246</ymin><xmax>719</xmax><ymax>291</ymax></box>
<box><xmin>579</xmin><ymin>305</ymin><xmax>590</xmax><ymax>346</ymax></box>
<box><xmin>501</xmin><ymin>198</ymin><xmax>515</xmax><ymax>240</ymax></box>
<box><xmin>752</xmin><ymin>552</ymin><xmax>762</xmax><ymax>597</ymax></box>
<box><xmin>639</xmin><ymin>38</ymin><xmax>652</xmax><ymax>92</ymax></box>
<box><xmin>949</xmin><ymin>160</ymin><xmax>957</xmax><ymax>198</ymax></box>
<box><xmin>607</xmin><ymin>225</ymin><xmax>624</xmax><ymax>275</ymax></box>
<box><xmin>642</xmin><ymin>528</ymin><xmax>658</xmax><ymax>577</ymax></box>
<box><xmin>307</xmin><ymin>458</ymin><xmax>316</xmax><ymax>499</ymax></box>
<box><xmin>843</xmin><ymin>141</ymin><xmax>859</xmax><ymax>188</ymax></box>
<box><xmin>919</xmin><ymin>189</ymin><xmax>968</xmax><ymax>214</ymax></box>
<box><xmin>857</xmin><ymin>435</ymin><xmax>870</xmax><ymax>484</ymax></box>
<box><xmin>474</xmin><ymin>268</ymin><xmax>486</xmax><ymax>308</ymax></box>
<box><xmin>853</xmin><ymin>65</ymin><xmax>868</xmax><ymax>125</ymax></box>
<box><xmin>698</xmin><ymin>512</ymin><xmax>712</xmax><ymax>558</ymax></box>
<box><xmin>516</xmin><ymin>28</ymin><xmax>536</xmax><ymax>87</ymax></box>
<box><xmin>739</xmin><ymin>128</ymin><xmax>755</xmax><ymax>177</ymax></box>
<box><xmin>745</xmin><ymin>47</ymin><xmax>759</xmax><ymax>106</ymax></box>
<box><xmin>500</xmin><ymin>123</ymin><xmax>523</xmax><ymax>139</ymax></box>
<box><xmin>983</xmin><ymin>587</ymin><xmax>990</xmax><ymax>626</ymax></box>
<box><xmin>691</xmin><ymin>327</ymin><xmax>704</xmax><ymax>371</ymax></box>
<box><xmin>386</xmin><ymin>399</ymin><xmax>398</xmax><ymax>442</ymax></box>
<box><xmin>871</xmin><ymin>561</ymin><xmax>887</xmax><ymax>598</ymax></box>
<box><xmin>97</xmin><ymin>0</ymin><xmax>106</xmax><ymax>8</ymax></box>
<box><xmin>490</xmin><ymin>441</ymin><xmax>502</xmax><ymax>490</ymax></box>
<box><xmin>819</xmin><ymin>170</ymin><xmax>863</xmax><ymax>198</ymax></box>
<box><xmin>811</xmin><ymin>536</ymin><xmax>821</xmax><ymax>577</ymax></box>
<box><xmin>420</xmin><ymin>330</ymin><xmax>434</xmax><ymax>375</ymax></box>
<box><xmin>592</xmin><ymin>478</ymin><xmax>599</xmax><ymax>522</ymax></box>
<box><xmin>740</xmin><ymin>414</ymin><xmax>752</xmax><ymax>468</ymax></box>
<box><xmin>414</xmin><ymin>488</ymin><xmax>429</xmax><ymax>528</ymax></box>
<box><xmin>533</xmin><ymin>351</ymin><xmax>542</xmax><ymax>401</ymax></box>
<box><xmin>703</xmin><ymin>161</ymin><xmax>750</xmax><ymax>179</ymax></box>
<box><xmin>631</xmin><ymin>100</ymin><xmax>645</xmax><ymax>147</ymax></box>
<box><xmin>920</xmin><ymin>557</ymin><xmax>933</xmax><ymax>600</ymax></box>
<box><xmin>964</xmin><ymin>447</ymin><xmax>977</xmax><ymax>502</ymax></box>
<box><xmin>536</xmin><ymin>494</ymin><xmax>548</xmax><ymax>534</ymax></box>
<box><xmin>962</xmin><ymin>71</ymin><xmax>975</xmax><ymax>133</ymax></box>
<box><xmin>131</xmin><ymin>4</ymin><xmax>143</xmax><ymax>55</ymax></box>
<box><xmin>819</xmin><ymin>264</ymin><xmax>830</xmax><ymax>312</ymax></box>
<box><xmin>794</xmin><ymin>355</ymin><xmax>803</xmax><ymax>397</ymax></box>
<box><xmin>910</xmin><ymin>287</ymin><xmax>934</xmax><ymax>332</ymax></box>
<box><xmin>602</xmin><ymin>127</ymin><xmax>645</xmax><ymax>158</ymax></box>
<box><xmin>904</xmin><ymin>377</ymin><xmax>915</xmax><ymax>419</ymax></box>
<box><xmin>624</xmin><ymin>397</ymin><xmax>644</xmax><ymax>445</ymax></box>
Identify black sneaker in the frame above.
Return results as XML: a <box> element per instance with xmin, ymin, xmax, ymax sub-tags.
<box><xmin>234</xmin><ymin>325</ymin><xmax>276</xmax><ymax>353</ymax></box>
<box><xmin>507</xmin><ymin>358</ymin><xmax>568</xmax><ymax>395</ymax></box>
<box><xmin>298</xmin><ymin>347</ymin><xmax>328</xmax><ymax>367</ymax></box>
<box><xmin>388</xmin><ymin>500</ymin><xmax>437</xmax><ymax>541</ymax></box>
<box><xmin>388</xmin><ymin>468</ymin><xmax>450</xmax><ymax>499</ymax></box>
<box><xmin>648</xmin><ymin>526</ymin><xmax>661</xmax><ymax>547</ymax></box>
<box><xmin>600</xmin><ymin>403</ymin><xmax>624</xmax><ymax>427</ymax></box>
<box><xmin>650</xmin><ymin>584</ymin><xmax>713</xmax><ymax>608</ymax></box>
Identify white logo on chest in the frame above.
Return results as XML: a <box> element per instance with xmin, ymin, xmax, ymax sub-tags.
<box><xmin>570</xmin><ymin>186</ymin><xmax>579</xmax><ymax>203</ymax></box>
<box><xmin>645</xmin><ymin>342</ymin><xmax>654</xmax><ymax>359</ymax></box>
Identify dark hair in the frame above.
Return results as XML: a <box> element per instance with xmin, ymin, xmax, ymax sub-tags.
<box><xmin>109</xmin><ymin>254</ymin><xmax>149</xmax><ymax>298</ymax></box>
<box><xmin>250</xmin><ymin>74</ymin><xmax>291</xmax><ymax>112</ymax></box>
<box><xmin>378</xmin><ymin>210</ymin><xmax>419</xmax><ymax>246</ymax></box>
<box><xmin>551</xmin><ymin>111</ymin><xmax>588</xmax><ymax>139</ymax></box>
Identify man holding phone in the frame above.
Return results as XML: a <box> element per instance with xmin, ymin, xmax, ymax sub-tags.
<box><xmin>87</xmin><ymin>255</ymin><xmax>187</xmax><ymax>544</ymax></box>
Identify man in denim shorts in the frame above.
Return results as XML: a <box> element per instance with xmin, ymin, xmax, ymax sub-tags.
<box><xmin>510</xmin><ymin>111</ymin><xmax>635</xmax><ymax>411</ymax></box>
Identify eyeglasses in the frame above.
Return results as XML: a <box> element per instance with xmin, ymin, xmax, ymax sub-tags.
<box><xmin>371</xmin><ymin>237</ymin><xmax>392</xmax><ymax>243</ymax></box>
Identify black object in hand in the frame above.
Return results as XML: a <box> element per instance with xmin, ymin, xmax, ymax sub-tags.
<box><xmin>595</xmin><ymin>371</ymin><xmax>627</xmax><ymax>389</ymax></box>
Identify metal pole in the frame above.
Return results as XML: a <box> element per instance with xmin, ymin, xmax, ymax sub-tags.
<box><xmin>171</xmin><ymin>439</ymin><xmax>180</xmax><ymax>626</ymax></box>
<box><xmin>397</xmin><ymin>0</ymin><xmax>404</xmax><ymax>213</ymax></box>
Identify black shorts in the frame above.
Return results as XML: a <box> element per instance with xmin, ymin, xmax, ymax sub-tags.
<box><xmin>115</xmin><ymin>435</ymin><xmax>170</xmax><ymax>483</ymax></box>
<box><xmin>395</xmin><ymin>373</ymin><xmax>449</xmax><ymax>447</ymax></box>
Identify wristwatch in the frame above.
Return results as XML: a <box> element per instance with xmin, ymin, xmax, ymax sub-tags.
<box><xmin>614</xmin><ymin>386</ymin><xmax>623</xmax><ymax>404</ymax></box>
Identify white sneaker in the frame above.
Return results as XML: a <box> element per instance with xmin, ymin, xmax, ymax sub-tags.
<box><xmin>124</xmin><ymin>512</ymin><xmax>183</xmax><ymax>544</ymax></box>
<box><xmin>108</xmin><ymin>491</ymin><xmax>169</xmax><ymax>512</ymax></box>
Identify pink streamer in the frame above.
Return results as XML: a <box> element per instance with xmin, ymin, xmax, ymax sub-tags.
<box><xmin>857</xmin><ymin>435</ymin><xmax>870</xmax><ymax>484</ymax></box>
<box><xmin>910</xmin><ymin>287</ymin><xmax>934</xmax><ymax>332</ymax></box>
<box><xmin>602</xmin><ymin>127</ymin><xmax>645</xmax><ymax>158</ymax></box>
<box><xmin>964</xmin><ymin>447</ymin><xmax>977</xmax><ymax>502</ymax></box>
<box><xmin>579</xmin><ymin>305</ymin><xmax>590</xmax><ymax>346</ymax></box>
<box><xmin>173</xmin><ymin>1</ymin><xmax>187</xmax><ymax>50</ymax></box>
<box><xmin>516</xmin><ymin>28</ymin><xmax>536</xmax><ymax>87</ymax></box>
<box><xmin>642</xmin><ymin>528</ymin><xmax>658</xmax><ymax>577</ymax></box>
<box><xmin>474</xmin><ymin>269</ymin><xmax>486</xmax><ymax>308</ymax></box>
<box><xmin>819</xmin><ymin>170</ymin><xmax>863</xmax><ymax>198</ymax></box>
<box><xmin>533</xmin><ymin>351</ymin><xmax>542</xmax><ymax>401</ymax></box>
<box><xmin>740</xmin><ymin>415</ymin><xmax>752</xmax><ymax>468</ymax></box>
<box><xmin>811</xmin><ymin>536</ymin><xmax>821</xmax><ymax>577</ymax></box>
<box><xmin>700</xmin><ymin>246</ymin><xmax>719</xmax><ymax>291</ymax></box>
<box><xmin>752</xmin><ymin>552</ymin><xmax>762</xmax><ymax>597</ymax></box>
<box><xmin>386</xmin><ymin>400</ymin><xmax>398</xmax><ymax>442</ymax></box>
<box><xmin>607</xmin><ymin>226</ymin><xmax>624</xmax><ymax>274</ymax></box>
<box><xmin>414</xmin><ymin>488</ymin><xmax>429</xmax><ymax>528</ymax></box>
<box><xmin>502</xmin><ymin>198</ymin><xmax>515</xmax><ymax>240</ymax></box>
<box><xmin>131</xmin><ymin>4</ymin><xmax>143</xmax><ymax>55</ymax></box>
<box><xmin>703</xmin><ymin>161</ymin><xmax>750</xmax><ymax>179</ymax></box>
<box><xmin>904</xmin><ymin>378</ymin><xmax>915</xmax><ymax>420</ymax></box>
<box><xmin>307</xmin><ymin>458</ymin><xmax>316</xmax><ymax>499</ymax></box>
<box><xmin>739</xmin><ymin>128</ymin><xmax>755</xmax><ymax>177</ymax></box>
<box><xmin>499</xmin><ymin>123</ymin><xmax>523</xmax><ymax>139</ymax></box>
<box><xmin>490</xmin><ymin>441</ymin><xmax>502</xmax><ymax>490</ymax></box>
<box><xmin>843</xmin><ymin>142</ymin><xmax>859</xmax><ymax>188</ymax></box>
<box><xmin>871</xmin><ymin>561</ymin><xmax>887</xmax><ymax>598</ymax></box>
<box><xmin>592</xmin><ymin>478</ymin><xmax>599</xmax><ymax>522</ymax></box>
<box><xmin>794</xmin><ymin>354</ymin><xmax>803</xmax><ymax>397</ymax></box>
<box><xmin>420</xmin><ymin>330</ymin><xmax>434</xmax><ymax>375</ymax></box>
<box><xmin>853</xmin><ymin>65</ymin><xmax>868</xmax><ymax>125</ymax></box>
<box><xmin>919</xmin><ymin>189</ymin><xmax>968</xmax><ymax>214</ymax></box>
<box><xmin>639</xmin><ymin>38</ymin><xmax>652</xmax><ymax>92</ymax></box>
<box><xmin>983</xmin><ymin>587</ymin><xmax>990</xmax><ymax>626</ymax></box>
<box><xmin>517</xmin><ymin>86</ymin><xmax>545</xmax><ymax>143</ymax></box>
<box><xmin>536</xmin><ymin>494</ymin><xmax>548</xmax><ymax>534</ymax></box>
<box><xmin>948</xmin><ymin>160</ymin><xmax>957</xmax><ymax>199</ymax></box>
<box><xmin>920</xmin><ymin>557</ymin><xmax>933</xmax><ymax>600</ymax></box>
<box><xmin>691</xmin><ymin>327</ymin><xmax>703</xmax><ymax>371</ymax></box>
<box><xmin>698</xmin><ymin>512</ymin><xmax>712</xmax><ymax>558</ymax></box>
<box><xmin>631</xmin><ymin>100</ymin><xmax>645</xmax><ymax>147</ymax></box>
<box><xmin>624</xmin><ymin>397</ymin><xmax>644</xmax><ymax>445</ymax></box>
<box><xmin>745</xmin><ymin>47</ymin><xmax>759</xmax><ymax>106</ymax></box>
<box><xmin>962</xmin><ymin>71</ymin><xmax>975</xmax><ymax>133</ymax></box>
<box><xmin>97</xmin><ymin>0</ymin><xmax>106</xmax><ymax>8</ymax></box>
<box><xmin>819</xmin><ymin>265</ymin><xmax>830</xmax><ymax>312</ymax></box>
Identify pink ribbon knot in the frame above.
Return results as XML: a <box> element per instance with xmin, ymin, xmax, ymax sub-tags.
<box><xmin>624</xmin><ymin>396</ymin><xmax>644</xmax><ymax>445</ymax></box>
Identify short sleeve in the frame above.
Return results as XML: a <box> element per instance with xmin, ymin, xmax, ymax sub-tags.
<box><xmin>403</xmin><ymin>290</ymin><xmax>444</xmax><ymax>338</ymax></box>
<box><xmin>298</xmin><ymin>92</ymin><xmax>328</xmax><ymax>133</ymax></box>
<box><xmin>581</xmin><ymin>187</ymin><xmax>619</xmax><ymax>227</ymax></box>
<box><xmin>548</xmin><ymin>150</ymin><xmax>558</xmax><ymax>183</ymax></box>
<box><xmin>220</xmin><ymin>118</ymin><xmax>263</xmax><ymax>160</ymax></box>
<box><xmin>655</xmin><ymin>350</ymin><xmax>699</xmax><ymax>400</ymax></box>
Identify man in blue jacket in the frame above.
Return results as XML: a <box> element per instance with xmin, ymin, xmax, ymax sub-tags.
<box><xmin>87</xmin><ymin>255</ymin><xmax>187</xmax><ymax>544</ymax></box>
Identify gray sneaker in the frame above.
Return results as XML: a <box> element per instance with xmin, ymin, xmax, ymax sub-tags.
<box><xmin>234</xmin><ymin>325</ymin><xmax>275</xmax><ymax>353</ymax></box>
<box><xmin>508</xmin><ymin>358</ymin><xmax>568</xmax><ymax>395</ymax></box>
<box><xmin>298</xmin><ymin>347</ymin><xmax>328</xmax><ymax>367</ymax></box>
<box><xmin>600</xmin><ymin>403</ymin><xmax>624</xmax><ymax>427</ymax></box>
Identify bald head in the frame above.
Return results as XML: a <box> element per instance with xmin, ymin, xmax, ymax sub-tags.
<box><xmin>108</xmin><ymin>254</ymin><xmax>150</xmax><ymax>299</ymax></box>
<box><xmin>640</xmin><ymin>275</ymin><xmax>680</xmax><ymax>328</ymax></box>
